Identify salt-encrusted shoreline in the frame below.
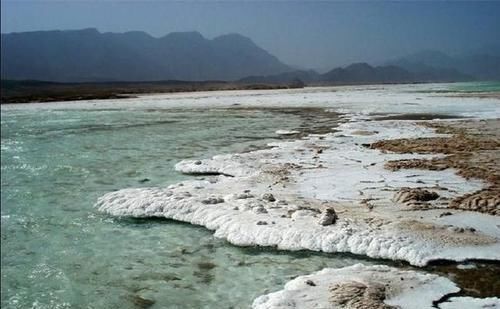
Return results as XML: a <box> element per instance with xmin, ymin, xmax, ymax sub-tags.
<box><xmin>96</xmin><ymin>116</ymin><xmax>500</xmax><ymax>267</ymax></box>
<box><xmin>252</xmin><ymin>264</ymin><xmax>500</xmax><ymax>309</ymax></box>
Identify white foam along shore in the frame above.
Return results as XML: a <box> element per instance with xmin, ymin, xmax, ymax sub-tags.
<box><xmin>96</xmin><ymin>115</ymin><xmax>500</xmax><ymax>267</ymax></box>
<box><xmin>252</xmin><ymin>264</ymin><xmax>500</xmax><ymax>309</ymax></box>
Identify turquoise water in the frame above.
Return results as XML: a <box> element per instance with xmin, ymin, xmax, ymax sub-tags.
<box><xmin>447</xmin><ymin>81</ymin><xmax>500</xmax><ymax>93</ymax></box>
<box><xmin>1</xmin><ymin>107</ymin><xmax>374</xmax><ymax>308</ymax></box>
<box><xmin>408</xmin><ymin>81</ymin><xmax>500</xmax><ymax>94</ymax></box>
<box><xmin>450</xmin><ymin>81</ymin><xmax>500</xmax><ymax>92</ymax></box>
<box><xmin>431</xmin><ymin>81</ymin><xmax>500</xmax><ymax>93</ymax></box>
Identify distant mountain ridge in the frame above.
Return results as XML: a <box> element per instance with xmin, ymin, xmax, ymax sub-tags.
<box><xmin>241</xmin><ymin>49</ymin><xmax>499</xmax><ymax>85</ymax></box>
<box><xmin>1</xmin><ymin>28</ymin><xmax>292</xmax><ymax>82</ymax></box>
<box><xmin>386</xmin><ymin>50</ymin><xmax>500</xmax><ymax>80</ymax></box>
<box><xmin>239</xmin><ymin>62</ymin><xmax>472</xmax><ymax>85</ymax></box>
<box><xmin>2</xmin><ymin>28</ymin><xmax>497</xmax><ymax>84</ymax></box>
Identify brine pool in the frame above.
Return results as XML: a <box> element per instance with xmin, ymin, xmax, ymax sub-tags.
<box><xmin>1</xmin><ymin>106</ymin><xmax>378</xmax><ymax>309</ymax></box>
<box><xmin>2</xmin><ymin>83</ymin><xmax>500</xmax><ymax>309</ymax></box>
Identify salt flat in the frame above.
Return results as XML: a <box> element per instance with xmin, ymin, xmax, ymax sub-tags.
<box><xmin>93</xmin><ymin>84</ymin><xmax>500</xmax><ymax>308</ymax></box>
<box><xmin>97</xmin><ymin>118</ymin><xmax>499</xmax><ymax>266</ymax></box>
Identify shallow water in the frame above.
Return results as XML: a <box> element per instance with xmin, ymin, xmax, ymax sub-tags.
<box><xmin>446</xmin><ymin>81</ymin><xmax>500</xmax><ymax>93</ymax></box>
<box><xmin>1</xmin><ymin>107</ymin><xmax>375</xmax><ymax>309</ymax></box>
<box><xmin>2</xmin><ymin>83</ymin><xmax>499</xmax><ymax>308</ymax></box>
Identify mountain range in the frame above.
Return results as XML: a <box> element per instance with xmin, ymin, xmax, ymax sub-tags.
<box><xmin>1</xmin><ymin>28</ymin><xmax>498</xmax><ymax>84</ymax></box>
<box><xmin>240</xmin><ymin>62</ymin><xmax>472</xmax><ymax>85</ymax></box>
<box><xmin>386</xmin><ymin>50</ymin><xmax>500</xmax><ymax>81</ymax></box>
<box><xmin>1</xmin><ymin>28</ymin><xmax>291</xmax><ymax>82</ymax></box>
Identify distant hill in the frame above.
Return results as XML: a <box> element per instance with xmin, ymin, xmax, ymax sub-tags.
<box><xmin>238</xmin><ymin>62</ymin><xmax>472</xmax><ymax>85</ymax></box>
<box><xmin>387</xmin><ymin>50</ymin><xmax>500</xmax><ymax>80</ymax></box>
<box><xmin>239</xmin><ymin>70</ymin><xmax>321</xmax><ymax>84</ymax></box>
<box><xmin>2</xmin><ymin>28</ymin><xmax>491</xmax><ymax>85</ymax></box>
<box><xmin>321</xmin><ymin>63</ymin><xmax>415</xmax><ymax>83</ymax></box>
<box><xmin>1</xmin><ymin>28</ymin><xmax>292</xmax><ymax>82</ymax></box>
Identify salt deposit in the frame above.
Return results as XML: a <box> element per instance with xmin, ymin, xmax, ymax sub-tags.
<box><xmin>252</xmin><ymin>264</ymin><xmax>499</xmax><ymax>309</ymax></box>
<box><xmin>96</xmin><ymin>117</ymin><xmax>500</xmax><ymax>266</ymax></box>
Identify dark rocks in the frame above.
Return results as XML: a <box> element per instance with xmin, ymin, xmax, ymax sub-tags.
<box><xmin>447</xmin><ymin>226</ymin><xmax>476</xmax><ymax>233</ymax></box>
<box><xmin>261</xmin><ymin>193</ymin><xmax>276</xmax><ymax>202</ymax></box>
<box><xmin>130</xmin><ymin>295</ymin><xmax>155</xmax><ymax>309</ymax></box>
<box><xmin>253</xmin><ymin>206</ymin><xmax>268</xmax><ymax>214</ymax></box>
<box><xmin>197</xmin><ymin>262</ymin><xmax>216</xmax><ymax>270</ymax></box>
<box><xmin>306</xmin><ymin>279</ymin><xmax>316</xmax><ymax>286</ymax></box>
<box><xmin>236</xmin><ymin>193</ymin><xmax>254</xmax><ymax>199</ymax></box>
<box><xmin>318</xmin><ymin>208</ymin><xmax>338</xmax><ymax>226</ymax></box>
<box><xmin>439</xmin><ymin>212</ymin><xmax>453</xmax><ymax>217</ymax></box>
<box><xmin>201</xmin><ymin>196</ymin><xmax>224</xmax><ymax>204</ymax></box>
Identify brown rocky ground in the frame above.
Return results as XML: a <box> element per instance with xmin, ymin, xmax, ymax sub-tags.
<box><xmin>370</xmin><ymin>119</ymin><xmax>500</xmax><ymax>215</ymax></box>
<box><xmin>329</xmin><ymin>281</ymin><xmax>395</xmax><ymax>309</ymax></box>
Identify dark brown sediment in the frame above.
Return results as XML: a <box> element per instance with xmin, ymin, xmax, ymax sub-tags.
<box><xmin>370</xmin><ymin>119</ymin><xmax>500</xmax><ymax>215</ymax></box>
<box><xmin>0</xmin><ymin>80</ymin><xmax>300</xmax><ymax>104</ymax></box>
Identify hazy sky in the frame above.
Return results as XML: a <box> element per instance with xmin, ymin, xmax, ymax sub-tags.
<box><xmin>2</xmin><ymin>1</ymin><xmax>500</xmax><ymax>70</ymax></box>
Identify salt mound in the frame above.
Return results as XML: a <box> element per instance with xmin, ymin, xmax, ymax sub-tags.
<box><xmin>276</xmin><ymin>130</ymin><xmax>300</xmax><ymax>135</ymax></box>
<box><xmin>252</xmin><ymin>264</ymin><xmax>499</xmax><ymax>309</ymax></box>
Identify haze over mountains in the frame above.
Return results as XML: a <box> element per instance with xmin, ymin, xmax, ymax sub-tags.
<box><xmin>386</xmin><ymin>50</ymin><xmax>500</xmax><ymax>81</ymax></box>
<box><xmin>1</xmin><ymin>28</ymin><xmax>499</xmax><ymax>84</ymax></box>
<box><xmin>1</xmin><ymin>28</ymin><xmax>291</xmax><ymax>82</ymax></box>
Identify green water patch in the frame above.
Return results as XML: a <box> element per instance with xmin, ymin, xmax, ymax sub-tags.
<box><xmin>411</xmin><ymin>81</ymin><xmax>500</xmax><ymax>94</ymax></box>
<box><xmin>1</xmin><ymin>106</ymin><xmax>348</xmax><ymax>309</ymax></box>
<box><xmin>447</xmin><ymin>81</ymin><xmax>500</xmax><ymax>93</ymax></box>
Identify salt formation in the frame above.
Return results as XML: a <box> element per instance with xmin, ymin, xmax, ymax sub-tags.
<box><xmin>251</xmin><ymin>264</ymin><xmax>499</xmax><ymax>309</ymax></box>
<box><xmin>317</xmin><ymin>208</ymin><xmax>337</xmax><ymax>226</ymax></box>
<box><xmin>276</xmin><ymin>130</ymin><xmax>300</xmax><ymax>135</ymax></box>
<box><xmin>96</xmin><ymin>117</ymin><xmax>500</xmax><ymax>266</ymax></box>
<box><xmin>393</xmin><ymin>187</ymin><xmax>440</xmax><ymax>210</ymax></box>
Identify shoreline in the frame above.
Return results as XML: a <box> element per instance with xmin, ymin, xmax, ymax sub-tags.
<box><xmin>97</xmin><ymin>116</ymin><xmax>500</xmax><ymax>266</ymax></box>
<box><xmin>95</xmin><ymin>110</ymin><xmax>499</xmax><ymax>306</ymax></box>
<box><xmin>252</xmin><ymin>264</ymin><xmax>500</xmax><ymax>308</ymax></box>
<box><xmin>1</xmin><ymin>80</ymin><xmax>294</xmax><ymax>104</ymax></box>
<box><xmin>0</xmin><ymin>80</ymin><xmax>299</xmax><ymax>104</ymax></box>
<box><xmin>5</xmin><ymin>83</ymin><xmax>497</xmax><ymax>307</ymax></box>
<box><xmin>2</xmin><ymin>80</ymin><xmax>498</xmax><ymax>105</ymax></box>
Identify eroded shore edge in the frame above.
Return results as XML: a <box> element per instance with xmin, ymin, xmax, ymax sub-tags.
<box><xmin>96</xmin><ymin>111</ymin><xmax>500</xmax><ymax>308</ymax></box>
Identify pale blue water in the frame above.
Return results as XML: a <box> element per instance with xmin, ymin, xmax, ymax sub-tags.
<box><xmin>411</xmin><ymin>81</ymin><xmax>500</xmax><ymax>94</ymax></box>
<box><xmin>1</xmin><ymin>107</ymin><xmax>374</xmax><ymax>309</ymax></box>
<box><xmin>447</xmin><ymin>81</ymin><xmax>500</xmax><ymax>93</ymax></box>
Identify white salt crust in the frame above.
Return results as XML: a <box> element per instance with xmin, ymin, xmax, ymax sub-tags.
<box><xmin>252</xmin><ymin>264</ymin><xmax>499</xmax><ymax>309</ymax></box>
<box><xmin>275</xmin><ymin>130</ymin><xmax>300</xmax><ymax>135</ymax></box>
<box><xmin>96</xmin><ymin>118</ymin><xmax>500</xmax><ymax>267</ymax></box>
